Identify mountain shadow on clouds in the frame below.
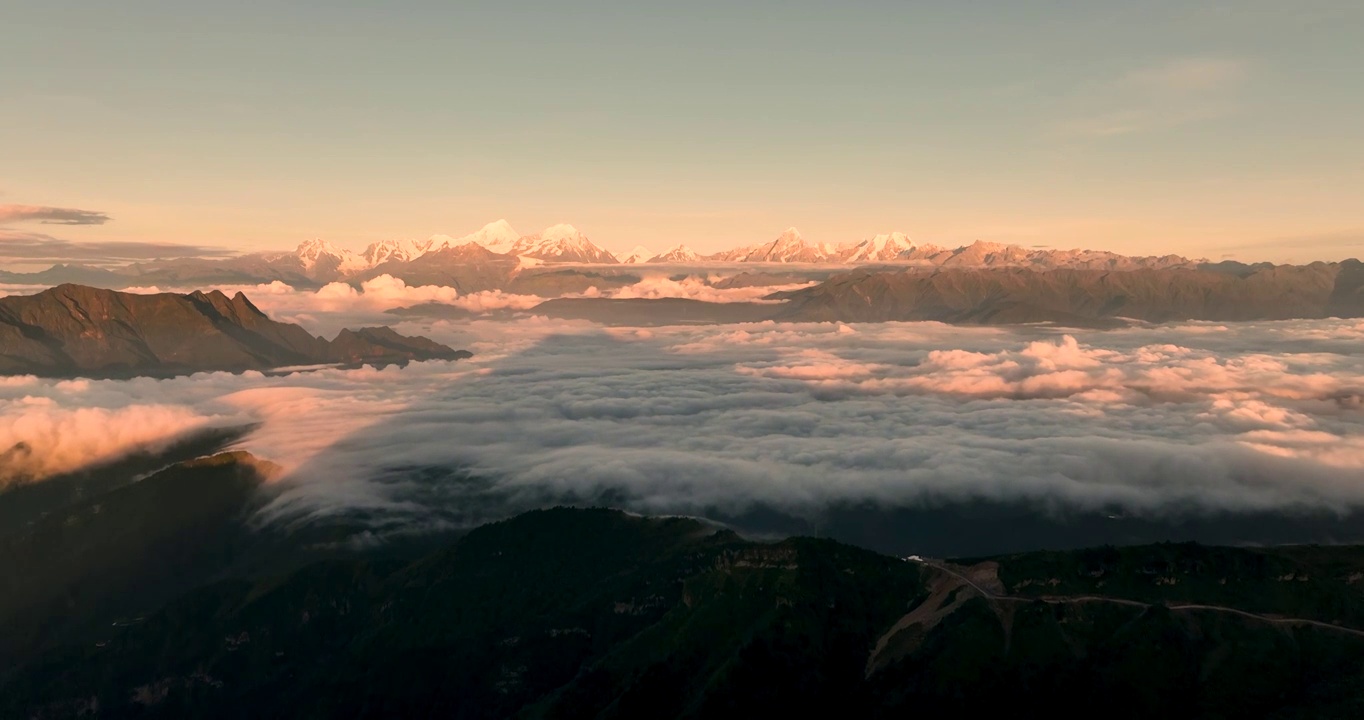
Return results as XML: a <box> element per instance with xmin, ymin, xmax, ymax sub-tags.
<box><xmin>246</xmin><ymin>326</ymin><xmax>1364</xmax><ymax>558</ymax></box>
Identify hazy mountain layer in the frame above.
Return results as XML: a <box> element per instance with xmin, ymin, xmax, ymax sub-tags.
<box><xmin>532</xmin><ymin>297</ymin><xmax>776</xmax><ymax>325</ymax></box>
<box><xmin>0</xmin><ymin>284</ymin><xmax>469</xmax><ymax>378</ymax></box>
<box><xmin>773</xmin><ymin>261</ymin><xmax>1364</xmax><ymax>325</ymax></box>
<box><xmin>0</xmin><ymin>222</ymin><xmax>1226</xmax><ymax>291</ymax></box>
<box><xmin>513</xmin><ymin>261</ymin><xmax>1364</xmax><ymax>327</ymax></box>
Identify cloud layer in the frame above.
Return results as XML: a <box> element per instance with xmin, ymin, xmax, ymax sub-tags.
<box><xmin>0</xmin><ymin>393</ymin><xmax>235</xmax><ymax>485</ymax></box>
<box><xmin>78</xmin><ymin>274</ymin><xmax>807</xmax><ymax>337</ymax></box>
<box><xmin>5</xmin><ymin>316</ymin><xmax>1363</xmax><ymax>539</ymax></box>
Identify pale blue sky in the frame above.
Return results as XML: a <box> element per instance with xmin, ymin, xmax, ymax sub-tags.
<box><xmin>2</xmin><ymin>0</ymin><xmax>1361</xmax><ymax>262</ymax></box>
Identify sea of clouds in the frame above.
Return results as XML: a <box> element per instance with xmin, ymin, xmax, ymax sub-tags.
<box><xmin>0</xmin><ymin>273</ymin><xmax>808</xmax><ymax>338</ymax></box>
<box><xmin>2</xmin><ymin>276</ymin><xmax>1362</xmax><ymax>540</ymax></box>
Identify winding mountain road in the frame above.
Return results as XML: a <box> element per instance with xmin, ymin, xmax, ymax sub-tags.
<box><xmin>912</xmin><ymin>558</ymin><xmax>1364</xmax><ymax>640</ymax></box>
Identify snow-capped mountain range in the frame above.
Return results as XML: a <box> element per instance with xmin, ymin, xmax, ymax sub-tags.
<box><xmin>648</xmin><ymin>245</ymin><xmax>703</xmax><ymax>263</ymax></box>
<box><xmin>275</xmin><ymin>221</ymin><xmax>1199</xmax><ymax>278</ymax></box>
<box><xmin>711</xmin><ymin>228</ymin><xmax>840</xmax><ymax>263</ymax></box>
<box><xmin>619</xmin><ymin>246</ymin><xmax>655</xmax><ymax>264</ymax></box>
<box><xmin>430</xmin><ymin>219</ymin><xmax>521</xmax><ymax>255</ymax></box>
<box><xmin>286</xmin><ymin>221</ymin><xmax>617</xmax><ymax>273</ymax></box>
<box><xmin>508</xmin><ymin>224</ymin><xmax>619</xmax><ymax>264</ymax></box>
<box><xmin>841</xmin><ymin>232</ymin><xmax>916</xmax><ymax>263</ymax></box>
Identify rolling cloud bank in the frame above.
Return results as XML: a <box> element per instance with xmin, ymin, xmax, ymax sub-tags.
<box><xmin>3</xmin><ymin>276</ymin><xmax>1362</xmax><ymax>546</ymax></box>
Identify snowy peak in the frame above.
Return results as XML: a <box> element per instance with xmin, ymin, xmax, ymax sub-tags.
<box><xmin>482</xmin><ymin>218</ymin><xmax>520</xmax><ymax>240</ymax></box>
<box><xmin>362</xmin><ymin>238</ymin><xmax>434</xmax><ymax>267</ymax></box>
<box><xmin>839</xmin><ymin>232</ymin><xmax>915</xmax><ymax>263</ymax></box>
<box><xmin>619</xmin><ymin>246</ymin><xmax>655</xmax><ymax>264</ymax></box>
<box><xmin>511</xmin><ymin>224</ymin><xmax>618</xmax><ymax>263</ymax></box>
<box><xmin>941</xmin><ymin>240</ymin><xmax>1032</xmax><ymax>267</ymax></box>
<box><xmin>540</xmin><ymin>223</ymin><xmax>585</xmax><ymax>244</ymax></box>
<box><xmin>649</xmin><ymin>244</ymin><xmax>702</xmax><ymax>263</ymax></box>
<box><xmin>294</xmin><ymin>238</ymin><xmax>366</xmax><ymax>275</ymax></box>
<box><xmin>295</xmin><ymin>238</ymin><xmax>344</xmax><ymax>264</ymax></box>
<box><xmin>437</xmin><ymin>219</ymin><xmax>522</xmax><ymax>254</ymax></box>
<box><xmin>421</xmin><ymin>220</ymin><xmax>615</xmax><ymax>263</ymax></box>
<box><xmin>278</xmin><ymin>224</ymin><xmax>1196</xmax><ymax>274</ymax></box>
<box><xmin>740</xmin><ymin>227</ymin><xmax>836</xmax><ymax>263</ymax></box>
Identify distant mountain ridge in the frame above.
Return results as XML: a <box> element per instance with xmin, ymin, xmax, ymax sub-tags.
<box><xmin>0</xmin><ymin>284</ymin><xmax>469</xmax><ymax>378</ymax></box>
<box><xmin>527</xmin><ymin>260</ymin><xmax>1364</xmax><ymax>328</ymax></box>
<box><xmin>649</xmin><ymin>244</ymin><xmax>703</xmax><ymax>263</ymax></box>
<box><xmin>618</xmin><ymin>245</ymin><xmax>655</xmax><ymax>264</ymax></box>
<box><xmin>710</xmin><ymin>227</ymin><xmax>842</xmax><ymax>263</ymax></box>
<box><xmin>0</xmin><ymin>222</ymin><xmax>1216</xmax><ymax>290</ymax></box>
<box><xmin>771</xmin><ymin>261</ymin><xmax>1364</xmax><ymax>325</ymax></box>
<box><xmin>282</xmin><ymin>221</ymin><xmax>619</xmax><ymax>276</ymax></box>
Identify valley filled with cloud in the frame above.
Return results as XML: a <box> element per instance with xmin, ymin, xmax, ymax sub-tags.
<box><xmin>4</xmin><ymin>277</ymin><xmax>1361</xmax><ymax>553</ymax></box>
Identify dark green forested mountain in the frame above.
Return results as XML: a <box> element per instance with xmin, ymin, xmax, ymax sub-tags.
<box><xmin>4</xmin><ymin>453</ymin><xmax>1364</xmax><ymax>718</ymax></box>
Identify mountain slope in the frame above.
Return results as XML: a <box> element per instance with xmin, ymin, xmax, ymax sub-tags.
<box><xmin>0</xmin><ymin>284</ymin><xmax>469</xmax><ymax>378</ymax></box>
<box><xmin>6</xmin><ymin>507</ymin><xmax>1364</xmax><ymax>718</ymax></box>
<box><xmin>0</xmin><ymin>453</ymin><xmax>276</xmax><ymax>668</ymax></box>
<box><xmin>0</xmin><ymin>425</ymin><xmax>255</xmax><ymax>528</ymax></box>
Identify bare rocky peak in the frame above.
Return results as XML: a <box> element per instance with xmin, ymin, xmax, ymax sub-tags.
<box><xmin>0</xmin><ymin>285</ymin><xmax>469</xmax><ymax>378</ymax></box>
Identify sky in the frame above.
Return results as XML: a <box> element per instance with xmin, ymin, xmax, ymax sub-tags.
<box><xmin>2</xmin><ymin>0</ymin><xmax>1362</xmax><ymax>263</ymax></box>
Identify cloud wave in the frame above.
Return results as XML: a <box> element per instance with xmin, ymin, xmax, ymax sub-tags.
<box><xmin>7</xmin><ymin>317</ymin><xmax>1361</xmax><ymax>539</ymax></box>
<box><xmin>0</xmin><ymin>396</ymin><xmax>231</xmax><ymax>486</ymax></box>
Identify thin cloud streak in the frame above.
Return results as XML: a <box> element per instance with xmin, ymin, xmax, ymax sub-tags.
<box><xmin>1213</xmin><ymin>230</ymin><xmax>1364</xmax><ymax>257</ymax></box>
<box><xmin>0</xmin><ymin>230</ymin><xmax>236</xmax><ymax>268</ymax></box>
<box><xmin>0</xmin><ymin>204</ymin><xmax>111</xmax><ymax>226</ymax></box>
<box><xmin>1054</xmin><ymin>56</ymin><xmax>1248</xmax><ymax>138</ymax></box>
<box><xmin>1123</xmin><ymin>57</ymin><xmax>1247</xmax><ymax>94</ymax></box>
